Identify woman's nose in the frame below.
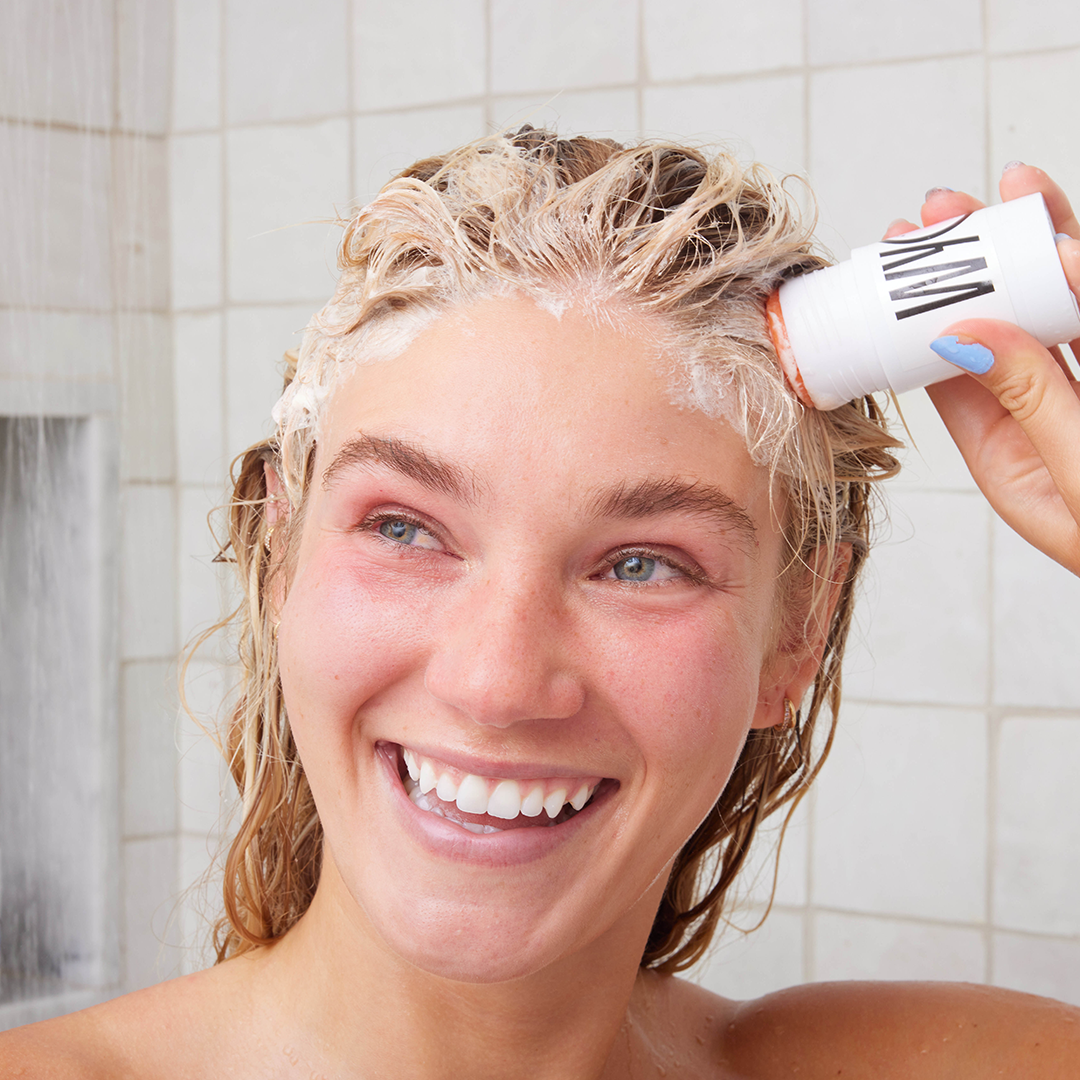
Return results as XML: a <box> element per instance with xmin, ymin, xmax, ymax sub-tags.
<box><xmin>422</xmin><ymin>570</ymin><xmax>586</xmax><ymax>729</ymax></box>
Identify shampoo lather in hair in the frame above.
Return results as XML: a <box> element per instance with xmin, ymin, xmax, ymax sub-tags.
<box><xmin>766</xmin><ymin>192</ymin><xmax>1080</xmax><ymax>410</ymax></box>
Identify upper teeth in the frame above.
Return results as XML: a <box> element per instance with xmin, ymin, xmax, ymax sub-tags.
<box><xmin>402</xmin><ymin>748</ymin><xmax>599</xmax><ymax>821</ymax></box>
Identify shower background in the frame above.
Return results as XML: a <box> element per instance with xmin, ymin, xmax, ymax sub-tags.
<box><xmin>2</xmin><ymin>0</ymin><xmax>1079</xmax><ymax>1028</ymax></box>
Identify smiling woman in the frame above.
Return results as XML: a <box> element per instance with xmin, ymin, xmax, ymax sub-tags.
<box><xmin>4</xmin><ymin>129</ymin><xmax>1080</xmax><ymax>1079</ymax></box>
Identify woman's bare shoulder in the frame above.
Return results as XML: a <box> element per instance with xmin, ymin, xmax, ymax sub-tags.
<box><xmin>0</xmin><ymin>961</ymin><xmax>256</xmax><ymax>1079</ymax></box>
<box><xmin>713</xmin><ymin>979</ymin><xmax>1080</xmax><ymax>1079</ymax></box>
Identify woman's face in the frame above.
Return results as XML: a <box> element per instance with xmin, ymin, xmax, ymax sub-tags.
<box><xmin>276</xmin><ymin>296</ymin><xmax>801</xmax><ymax>982</ymax></box>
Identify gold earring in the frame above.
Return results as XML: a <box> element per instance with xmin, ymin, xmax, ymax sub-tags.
<box><xmin>782</xmin><ymin>697</ymin><xmax>799</xmax><ymax>732</ymax></box>
<box><xmin>264</xmin><ymin>526</ymin><xmax>274</xmax><ymax>553</ymax></box>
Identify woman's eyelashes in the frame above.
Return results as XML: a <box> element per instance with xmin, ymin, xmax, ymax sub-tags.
<box><xmin>366</xmin><ymin>513</ymin><xmax>444</xmax><ymax>552</ymax></box>
<box><xmin>599</xmin><ymin>549</ymin><xmax>704</xmax><ymax>587</ymax></box>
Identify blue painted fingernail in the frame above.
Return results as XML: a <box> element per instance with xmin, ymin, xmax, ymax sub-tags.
<box><xmin>930</xmin><ymin>335</ymin><xmax>994</xmax><ymax>374</ymax></box>
<box><xmin>924</xmin><ymin>186</ymin><xmax>954</xmax><ymax>200</ymax></box>
<box><xmin>1055</xmin><ymin>231</ymin><xmax>1072</xmax><ymax>243</ymax></box>
<box><xmin>1002</xmin><ymin>160</ymin><xmax>1026</xmax><ymax>172</ymax></box>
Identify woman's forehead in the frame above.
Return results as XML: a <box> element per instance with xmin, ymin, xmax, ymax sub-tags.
<box><xmin>315</xmin><ymin>296</ymin><xmax>771</xmax><ymax>515</ymax></box>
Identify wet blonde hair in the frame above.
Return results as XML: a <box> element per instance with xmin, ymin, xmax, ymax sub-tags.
<box><xmin>209</xmin><ymin>128</ymin><xmax>901</xmax><ymax>972</ymax></box>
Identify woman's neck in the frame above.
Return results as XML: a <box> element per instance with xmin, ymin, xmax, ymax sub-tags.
<box><xmin>242</xmin><ymin>860</ymin><xmax>668</xmax><ymax>1080</ymax></box>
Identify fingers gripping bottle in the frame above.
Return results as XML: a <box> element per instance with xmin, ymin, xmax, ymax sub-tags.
<box><xmin>766</xmin><ymin>192</ymin><xmax>1080</xmax><ymax>410</ymax></box>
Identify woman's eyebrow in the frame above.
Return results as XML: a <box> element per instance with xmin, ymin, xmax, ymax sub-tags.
<box><xmin>587</xmin><ymin>477</ymin><xmax>759</xmax><ymax>552</ymax></box>
<box><xmin>321</xmin><ymin>434</ymin><xmax>481</xmax><ymax>503</ymax></box>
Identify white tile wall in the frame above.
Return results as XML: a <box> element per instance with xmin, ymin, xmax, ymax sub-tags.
<box><xmin>174</xmin><ymin>313</ymin><xmax>225</xmax><ymax>485</ymax></box>
<box><xmin>170</xmin><ymin>134</ymin><xmax>223</xmax><ymax>310</ymax></box>
<box><xmin>992</xmin><ymin>520</ymin><xmax>1080</xmax><ymax>708</ymax></box>
<box><xmin>692</xmin><ymin>907</ymin><xmax>805</xmax><ymax>999</ymax></box>
<box><xmin>490</xmin><ymin>0</ymin><xmax>637</xmax><ymax>95</ymax></box>
<box><xmin>888</xmin><ymin>389</ymin><xmax>980</xmax><ymax>494</ymax></box>
<box><xmin>990</xmin><ymin>50</ymin><xmax>1080</xmax><ymax>194</ymax></box>
<box><xmin>121</xmin><ymin>483</ymin><xmax>177</xmax><ymax>660</ymax></box>
<box><xmin>112</xmin><ymin>135</ymin><xmax>171</xmax><ymax>311</ymax></box>
<box><xmin>810</xmin><ymin>57</ymin><xmax>986</xmax><ymax>258</ymax></box>
<box><xmin>987</xmin><ymin>0</ymin><xmax>1080</xmax><ymax>55</ymax></box>
<box><xmin>226</xmin><ymin>0</ymin><xmax>348</xmax><ymax>124</ymax></box>
<box><xmin>644</xmin><ymin>75</ymin><xmax>806</xmax><ymax>177</ymax></box>
<box><xmin>812</xmin><ymin>703</ymin><xmax>987</xmax><ymax>922</ymax></box>
<box><xmin>122</xmin><ymin>660</ymin><xmax>179</xmax><ymax>837</ymax></box>
<box><xmin>225</xmin><ymin>303</ymin><xmax>314</xmax><ymax>457</ymax></box>
<box><xmin>814</xmin><ymin>911</ymin><xmax>986</xmax><ymax>982</ymax></box>
<box><xmin>226</xmin><ymin>119</ymin><xmax>350</xmax><ymax>303</ymax></box>
<box><xmin>843</xmin><ymin>491</ymin><xmax>990</xmax><ymax>705</ymax></box>
<box><xmin>644</xmin><ymin>0</ymin><xmax>802</xmax><ymax>80</ymax></box>
<box><xmin>177</xmin><ymin>660</ymin><xmax>232</xmax><ymax>837</ymax></box>
<box><xmin>994</xmin><ymin>717</ymin><xmax>1080</xmax><ymax>936</ymax></box>
<box><xmin>353</xmin><ymin>105</ymin><xmax>486</xmax><ymax>204</ymax></box>
<box><xmin>118</xmin><ymin>312</ymin><xmax>174</xmax><ymax>482</ymax></box>
<box><xmin>739</xmin><ymin>795</ymin><xmax>810</xmax><ymax>909</ymax></box>
<box><xmin>993</xmin><ymin>932</ymin><xmax>1080</xmax><ymax>1008</ymax></box>
<box><xmin>0</xmin><ymin>0</ymin><xmax>114</xmax><ymax>128</ymax></box>
<box><xmin>179</xmin><ymin>485</ymin><xmax>226</xmax><ymax>642</ymax></box>
<box><xmin>0</xmin><ymin>124</ymin><xmax>112</xmax><ymax>310</ymax></box>
<box><xmin>806</xmin><ymin>0</ymin><xmax>982</xmax><ymax>66</ymax></box>
<box><xmin>173</xmin><ymin>0</ymin><xmax>221</xmax><ymax>132</ymax></box>
<box><xmin>122</xmin><ymin>836</ymin><xmax>181</xmax><ymax>990</ymax></box>
<box><xmin>493</xmin><ymin>90</ymin><xmax>640</xmax><ymax>146</ymax></box>
<box><xmin>0</xmin><ymin>311</ymin><xmax>113</xmax><ymax>382</ymax></box>
<box><xmin>353</xmin><ymin>0</ymin><xmax>486</xmax><ymax>111</ymax></box>
<box><xmin>116</xmin><ymin>0</ymin><xmax>173</xmax><ymax>135</ymax></box>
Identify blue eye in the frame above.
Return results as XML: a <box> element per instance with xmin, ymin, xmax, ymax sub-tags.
<box><xmin>379</xmin><ymin>519</ymin><xmax>418</xmax><ymax>544</ymax></box>
<box><xmin>613</xmin><ymin>555</ymin><xmax>656</xmax><ymax>581</ymax></box>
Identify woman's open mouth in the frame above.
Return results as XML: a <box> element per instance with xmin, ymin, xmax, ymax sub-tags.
<box><xmin>392</xmin><ymin>743</ymin><xmax>615</xmax><ymax>834</ymax></box>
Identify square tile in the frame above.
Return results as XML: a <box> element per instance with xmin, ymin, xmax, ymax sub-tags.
<box><xmin>0</xmin><ymin>0</ymin><xmax>113</xmax><ymax>128</ymax></box>
<box><xmin>117</xmin><ymin>0</ymin><xmax>172</xmax><ymax>134</ymax></box>
<box><xmin>991</xmin><ymin>51</ymin><xmax>1080</xmax><ymax>204</ymax></box>
<box><xmin>988</xmin><ymin>0</ymin><xmax>1080</xmax><ymax>54</ymax></box>
<box><xmin>353</xmin><ymin>105</ymin><xmax>486</xmax><ymax>205</ymax></box>
<box><xmin>644</xmin><ymin>75</ymin><xmax>806</xmax><ymax>178</ymax></box>
<box><xmin>807</xmin><ymin>0</ymin><xmax>981</xmax><ymax>66</ymax></box>
<box><xmin>122</xmin><ymin>836</ymin><xmax>180</xmax><ymax>990</ymax></box>
<box><xmin>993</xmin><ymin>932</ymin><xmax>1080</xmax><ymax>1007</ymax></box>
<box><xmin>994</xmin><ymin>717</ymin><xmax>1080</xmax><ymax>936</ymax></box>
<box><xmin>112</xmin><ymin>135</ymin><xmax>171</xmax><ymax>311</ymax></box>
<box><xmin>493</xmin><ymin>89</ymin><xmax>639</xmax><ymax>145</ymax></box>
<box><xmin>992</xmin><ymin>518</ymin><xmax>1080</xmax><ymax>709</ymax></box>
<box><xmin>173</xmin><ymin>0</ymin><xmax>221</xmax><ymax>131</ymax></box>
<box><xmin>810</xmin><ymin>58</ymin><xmax>986</xmax><ymax>260</ymax></box>
<box><xmin>225</xmin><ymin>304</ymin><xmax>313</xmax><ymax>458</ymax></box>
<box><xmin>0</xmin><ymin>125</ymin><xmax>112</xmax><ymax>310</ymax></box>
<box><xmin>120</xmin><ymin>482</ymin><xmax>177</xmax><ymax>660</ymax></box>
<box><xmin>0</xmin><ymin>310</ymin><xmax>113</xmax><ymax>382</ymax></box>
<box><xmin>227</xmin><ymin>119</ymin><xmax>349</xmax><ymax>304</ymax></box>
<box><xmin>226</xmin><ymin>0</ymin><xmax>348</xmax><ymax>123</ymax></box>
<box><xmin>179</xmin><ymin>485</ymin><xmax>228</xmax><ymax>647</ymax></box>
<box><xmin>174</xmin><ymin>313</ymin><xmax>225</xmax><ymax>486</ymax></box>
<box><xmin>814</xmin><ymin>910</ymin><xmax>986</xmax><ymax>982</ymax></box>
<box><xmin>177</xmin><ymin>660</ymin><xmax>231</xmax><ymax>838</ymax></box>
<box><xmin>118</xmin><ymin>312</ymin><xmax>174</xmax><ymax>482</ymax></box>
<box><xmin>644</xmin><ymin>0</ymin><xmax>802</xmax><ymax>81</ymax></box>
<box><xmin>170</xmin><ymin>134</ymin><xmax>223</xmax><ymax>310</ymax></box>
<box><xmin>689</xmin><ymin>907</ymin><xmax>805</xmax><ymax>999</ymax></box>
<box><xmin>491</xmin><ymin>0</ymin><xmax>636</xmax><ymax>95</ymax></box>
<box><xmin>122</xmin><ymin>660</ymin><xmax>178</xmax><ymax>838</ymax></box>
<box><xmin>842</xmin><ymin>490</ymin><xmax>990</xmax><ymax>706</ymax></box>
<box><xmin>354</xmin><ymin>0</ymin><xmax>485</xmax><ymax>111</ymax></box>
<box><xmin>812</xmin><ymin>702</ymin><xmax>988</xmax><ymax>922</ymax></box>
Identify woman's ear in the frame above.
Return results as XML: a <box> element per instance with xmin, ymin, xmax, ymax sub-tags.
<box><xmin>264</xmin><ymin>461</ymin><xmax>289</xmax><ymax>525</ymax></box>
<box><xmin>751</xmin><ymin>542</ymin><xmax>852</xmax><ymax>730</ymax></box>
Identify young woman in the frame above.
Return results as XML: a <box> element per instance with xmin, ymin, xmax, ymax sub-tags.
<box><xmin>3</xmin><ymin>130</ymin><xmax>1079</xmax><ymax>1078</ymax></box>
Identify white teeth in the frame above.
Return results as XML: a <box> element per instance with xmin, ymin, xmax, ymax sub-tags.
<box><xmin>569</xmin><ymin>783</ymin><xmax>591</xmax><ymax>811</ymax></box>
<box><xmin>487</xmin><ymin>780</ymin><xmax>522</xmax><ymax>820</ymax></box>
<box><xmin>418</xmin><ymin>760</ymin><xmax>437</xmax><ymax>795</ymax></box>
<box><xmin>403</xmin><ymin>749</ymin><xmax>420</xmax><ymax>782</ymax></box>
<box><xmin>544</xmin><ymin>788</ymin><xmax>568</xmax><ymax>819</ymax></box>
<box><xmin>435</xmin><ymin>771</ymin><xmax>459</xmax><ymax>803</ymax></box>
<box><xmin>455</xmin><ymin>773</ymin><xmax>490</xmax><ymax>815</ymax></box>
<box><xmin>520</xmin><ymin>783</ymin><xmax>545</xmax><ymax>818</ymax></box>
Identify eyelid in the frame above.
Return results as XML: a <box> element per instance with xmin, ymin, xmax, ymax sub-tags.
<box><xmin>600</xmin><ymin>546</ymin><xmax>706</xmax><ymax>585</ymax></box>
<box><xmin>359</xmin><ymin>508</ymin><xmax>448</xmax><ymax>550</ymax></box>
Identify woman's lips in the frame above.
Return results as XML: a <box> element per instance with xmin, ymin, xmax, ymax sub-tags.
<box><xmin>387</xmin><ymin>742</ymin><xmax>615</xmax><ymax>834</ymax></box>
